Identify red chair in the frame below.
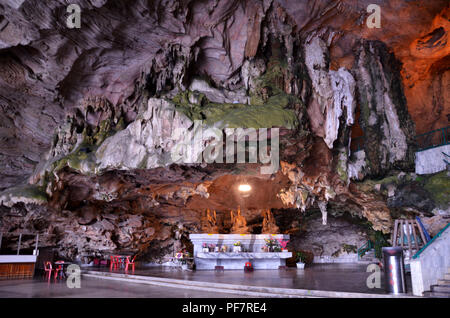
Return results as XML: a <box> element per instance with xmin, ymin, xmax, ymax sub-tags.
<box><xmin>44</xmin><ymin>261</ymin><xmax>53</xmax><ymax>279</ymax></box>
<box><xmin>115</xmin><ymin>256</ymin><xmax>124</xmax><ymax>269</ymax></box>
<box><xmin>54</xmin><ymin>261</ymin><xmax>64</xmax><ymax>279</ymax></box>
<box><xmin>110</xmin><ymin>255</ymin><xmax>117</xmax><ymax>270</ymax></box>
<box><xmin>125</xmin><ymin>255</ymin><xmax>136</xmax><ymax>272</ymax></box>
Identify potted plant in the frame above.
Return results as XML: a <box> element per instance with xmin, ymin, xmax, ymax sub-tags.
<box><xmin>221</xmin><ymin>245</ymin><xmax>228</xmax><ymax>253</ymax></box>
<box><xmin>264</xmin><ymin>238</ymin><xmax>278</xmax><ymax>252</ymax></box>
<box><xmin>202</xmin><ymin>243</ymin><xmax>209</xmax><ymax>252</ymax></box>
<box><xmin>277</xmin><ymin>239</ymin><xmax>289</xmax><ymax>252</ymax></box>
<box><xmin>181</xmin><ymin>250</ymin><xmax>192</xmax><ymax>270</ymax></box>
<box><xmin>233</xmin><ymin>241</ymin><xmax>242</xmax><ymax>252</ymax></box>
<box><xmin>208</xmin><ymin>244</ymin><xmax>216</xmax><ymax>252</ymax></box>
<box><xmin>295</xmin><ymin>251</ymin><xmax>307</xmax><ymax>269</ymax></box>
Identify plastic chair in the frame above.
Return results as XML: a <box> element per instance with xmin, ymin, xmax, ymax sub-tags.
<box><xmin>44</xmin><ymin>261</ymin><xmax>53</xmax><ymax>279</ymax></box>
<box><xmin>110</xmin><ymin>255</ymin><xmax>117</xmax><ymax>270</ymax></box>
<box><xmin>125</xmin><ymin>255</ymin><xmax>136</xmax><ymax>272</ymax></box>
<box><xmin>54</xmin><ymin>261</ymin><xmax>64</xmax><ymax>279</ymax></box>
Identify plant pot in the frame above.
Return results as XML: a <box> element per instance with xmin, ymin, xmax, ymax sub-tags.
<box><xmin>233</xmin><ymin>246</ymin><xmax>241</xmax><ymax>253</ymax></box>
<box><xmin>296</xmin><ymin>262</ymin><xmax>305</xmax><ymax>269</ymax></box>
<box><xmin>214</xmin><ymin>246</ymin><xmax>219</xmax><ymax>252</ymax></box>
<box><xmin>202</xmin><ymin>248</ymin><xmax>209</xmax><ymax>252</ymax></box>
<box><xmin>282</xmin><ymin>249</ymin><xmax>288</xmax><ymax>252</ymax></box>
<box><xmin>181</xmin><ymin>264</ymin><xmax>188</xmax><ymax>270</ymax></box>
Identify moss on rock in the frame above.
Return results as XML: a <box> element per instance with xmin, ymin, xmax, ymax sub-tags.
<box><xmin>423</xmin><ymin>171</ymin><xmax>450</xmax><ymax>207</ymax></box>
<box><xmin>0</xmin><ymin>184</ymin><xmax>47</xmax><ymax>207</ymax></box>
<box><xmin>172</xmin><ymin>92</ymin><xmax>298</xmax><ymax>129</ymax></box>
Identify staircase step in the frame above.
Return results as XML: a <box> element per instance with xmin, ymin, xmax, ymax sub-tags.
<box><xmin>437</xmin><ymin>279</ymin><xmax>450</xmax><ymax>285</ymax></box>
<box><xmin>431</xmin><ymin>285</ymin><xmax>450</xmax><ymax>293</ymax></box>
<box><xmin>423</xmin><ymin>291</ymin><xmax>450</xmax><ymax>298</ymax></box>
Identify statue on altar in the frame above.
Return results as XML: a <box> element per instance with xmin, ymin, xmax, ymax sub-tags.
<box><xmin>201</xmin><ymin>209</ymin><xmax>219</xmax><ymax>233</ymax></box>
<box><xmin>230</xmin><ymin>206</ymin><xmax>250</xmax><ymax>234</ymax></box>
<box><xmin>262</xmin><ymin>209</ymin><xmax>279</xmax><ymax>234</ymax></box>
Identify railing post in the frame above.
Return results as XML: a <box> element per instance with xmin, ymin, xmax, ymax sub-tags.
<box><xmin>34</xmin><ymin>234</ymin><xmax>39</xmax><ymax>256</ymax></box>
<box><xmin>17</xmin><ymin>234</ymin><xmax>22</xmax><ymax>255</ymax></box>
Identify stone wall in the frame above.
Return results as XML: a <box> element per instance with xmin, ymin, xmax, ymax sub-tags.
<box><xmin>287</xmin><ymin>214</ymin><xmax>369</xmax><ymax>263</ymax></box>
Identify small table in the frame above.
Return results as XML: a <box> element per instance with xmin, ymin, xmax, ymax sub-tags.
<box><xmin>112</xmin><ymin>255</ymin><xmax>133</xmax><ymax>269</ymax></box>
<box><xmin>54</xmin><ymin>261</ymin><xmax>72</xmax><ymax>278</ymax></box>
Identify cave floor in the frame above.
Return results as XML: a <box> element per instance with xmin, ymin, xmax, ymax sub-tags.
<box><xmin>0</xmin><ymin>264</ymin><xmax>415</xmax><ymax>297</ymax></box>
<box><xmin>85</xmin><ymin>263</ymin><xmax>414</xmax><ymax>296</ymax></box>
<box><xmin>0</xmin><ymin>276</ymin><xmax>250</xmax><ymax>298</ymax></box>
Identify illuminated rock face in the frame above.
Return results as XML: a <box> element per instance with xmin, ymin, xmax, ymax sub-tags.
<box><xmin>304</xmin><ymin>36</ymin><xmax>356</xmax><ymax>149</ymax></box>
<box><xmin>353</xmin><ymin>41</ymin><xmax>416</xmax><ymax>177</ymax></box>
<box><xmin>0</xmin><ymin>0</ymin><xmax>448</xmax><ymax>262</ymax></box>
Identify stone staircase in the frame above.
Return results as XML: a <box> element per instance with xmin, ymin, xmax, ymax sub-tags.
<box><xmin>423</xmin><ymin>268</ymin><xmax>450</xmax><ymax>298</ymax></box>
<box><xmin>358</xmin><ymin>249</ymin><xmax>379</xmax><ymax>264</ymax></box>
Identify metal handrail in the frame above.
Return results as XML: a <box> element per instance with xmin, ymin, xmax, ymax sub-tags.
<box><xmin>350</xmin><ymin>126</ymin><xmax>450</xmax><ymax>153</ymax></box>
<box><xmin>415</xmin><ymin>126</ymin><xmax>450</xmax><ymax>152</ymax></box>
<box><xmin>412</xmin><ymin>223</ymin><xmax>449</xmax><ymax>259</ymax></box>
<box><xmin>443</xmin><ymin>152</ymin><xmax>450</xmax><ymax>166</ymax></box>
<box><xmin>357</xmin><ymin>240</ymin><xmax>373</xmax><ymax>260</ymax></box>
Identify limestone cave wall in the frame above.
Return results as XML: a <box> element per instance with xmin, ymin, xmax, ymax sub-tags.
<box><xmin>0</xmin><ymin>0</ymin><xmax>449</xmax><ymax>263</ymax></box>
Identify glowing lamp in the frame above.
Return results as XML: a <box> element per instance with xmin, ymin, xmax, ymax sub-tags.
<box><xmin>238</xmin><ymin>184</ymin><xmax>251</xmax><ymax>192</ymax></box>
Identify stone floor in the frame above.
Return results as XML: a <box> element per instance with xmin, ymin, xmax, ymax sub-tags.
<box><xmin>0</xmin><ymin>263</ymin><xmax>414</xmax><ymax>297</ymax></box>
<box><xmin>87</xmin><ymin>263</ymin><xmax>413</xmax><ymax>295</ymax></box>
<box><xmin>0</xmin><ymin>276</ymin><xmax>249</xmax><ymax>298</ymax></box>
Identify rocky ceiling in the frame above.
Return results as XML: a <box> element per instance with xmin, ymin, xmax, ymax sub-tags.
<box><xmin>0</xmin><ymin>0</ymin><xmax>448</xmax><ymax>261</ymax></box>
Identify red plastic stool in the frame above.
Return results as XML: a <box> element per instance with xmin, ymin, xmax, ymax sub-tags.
<box><xmin>244</xmin><ymin>262</ymin><xmax>253</xmax><ymax>272</ymax></box>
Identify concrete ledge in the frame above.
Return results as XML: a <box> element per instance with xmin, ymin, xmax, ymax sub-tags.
<box><xmin>82</xmin><ymin>270</ymin><xmax>419</xmax><ymax>298</ymax></box>
<box><xmin>415</xmin><ymin>144</ymin><xmax>450</xmax><ymax>175</ymax></box>
<box><xmin>0</xmin><ymin>255</ymin><xmax>37</xmax><ymax>264</ymax></box>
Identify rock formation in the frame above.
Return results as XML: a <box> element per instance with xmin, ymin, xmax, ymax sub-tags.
<box><xmin>0</xmin><ymin>0</ymin><xmax>448</xmax><ymax>263</ymax></box>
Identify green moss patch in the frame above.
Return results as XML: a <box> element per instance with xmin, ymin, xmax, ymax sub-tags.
<box><xmin>423</xmin><ymin>171</ymin><xmax>450</xmax><ymax>206</ymax></box>
<box><xmin>172</xmin><ymin>93</ymin><xmax>298</xmax><ymax>129</ymax></box>
<box><xmin>0</xmin><ymin>184</ymin><xmax>47</xmax><ymax>206</ymax></box>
